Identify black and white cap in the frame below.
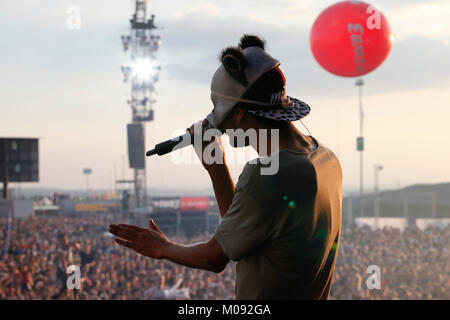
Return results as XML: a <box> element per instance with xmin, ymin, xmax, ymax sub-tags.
<box><xmin>206</xmin><ymin>34</ymin><xmax>310</xmax><ymax>129</ymax></box>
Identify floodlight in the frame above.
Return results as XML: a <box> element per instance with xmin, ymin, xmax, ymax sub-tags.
<box><xmin>132</xmin><ymin>59</ymin><xmax>160</xmax><ymax>80</ymax></box>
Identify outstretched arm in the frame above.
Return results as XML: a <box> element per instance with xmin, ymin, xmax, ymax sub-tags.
<box><xmin>109</xmin><ymin>219</ymin><xmax>229</xmax><ymax>273</ymax></box>
<box><xmin>163</xmin><ymin>236</ymin><xmax>229</xmax><ymax>273</ymax></box>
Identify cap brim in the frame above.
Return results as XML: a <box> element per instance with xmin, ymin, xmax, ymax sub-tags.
<box><xmin>246</xmin><ymin>96</ymin><xmax>310</xmax><ymax>121</ymax></box>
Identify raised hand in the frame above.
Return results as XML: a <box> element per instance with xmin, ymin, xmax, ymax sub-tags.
<box><xmin>109</xmin><ymin>219</ymin><xmax>170</xmax><ymax>259</ymax></box>
<box><xmin>186</xmin><ymin>118</ymin><xmax>225</xmax><ymax>171</ymax></box>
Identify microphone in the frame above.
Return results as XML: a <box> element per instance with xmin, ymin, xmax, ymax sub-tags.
<box><xmin>145</xmin><ymin>132</ymin><xmax>192</xmax><ymax>157</ymax></box>
<box><xmin>145</xmin><ymin>119</ymin><xmax>216</xmax><ymax>157</ymax></box>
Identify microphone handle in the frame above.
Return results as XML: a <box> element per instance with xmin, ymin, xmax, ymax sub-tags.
<box><xmin>146</xmin><ymin>132</ymin><xmax>193</xmax><ymax>157</ymax></box>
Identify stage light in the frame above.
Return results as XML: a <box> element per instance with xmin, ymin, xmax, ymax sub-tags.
<box><xmin>132</xmin><ymin>59</ymin><xmax>160</xmax><ymax>81</ymax></box>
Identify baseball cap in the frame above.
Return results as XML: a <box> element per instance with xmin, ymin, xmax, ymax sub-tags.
<box><xmin>206</xmin><ymin>34</ymin><xmax>311</xmax><ymax>129</ymax></box>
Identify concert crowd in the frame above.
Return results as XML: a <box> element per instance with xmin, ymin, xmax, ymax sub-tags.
<box><xmin>0</xmin><ymin>214</ymin><xmax>448</xmax><ymax>300</ymax></box>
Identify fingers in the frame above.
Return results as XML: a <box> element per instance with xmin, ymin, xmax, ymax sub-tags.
<box><xmin>149</xmin><ymin>219</ymin><xmax>162</xmax><ymax>233</ymax></box>
<box><xmin>109</xmin><ymin>224</ymin><xmax>141</xmax><ymax>242</ymax></box>
<box><xmin>117</xmin><ymin>224</ymin><xmax>147</xmax><ymax>232</ymax></box>
<box><xmin>193</xmin><ymin>120</ymin><xmax>203</xmax><ymax>136</ymax></box>
<box><xmin>186</xmin><ymin>123</ymin><xmax>196</xmax><ymax>136</ymax></box>
<box><xmin>186</xmin><ymin>119</ymin><xmax>204</xmax><ymax>136</ymax></box>
<box><xmin>114</xmin><ymin>238</ymin><xmax>136</xmax><ymax>250</ymax></box>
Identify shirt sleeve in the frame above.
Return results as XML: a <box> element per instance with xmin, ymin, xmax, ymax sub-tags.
<box><xmin>214</xmin><ymin>162</ymin><xmax>275</xmax><ymax>262</ymax></box>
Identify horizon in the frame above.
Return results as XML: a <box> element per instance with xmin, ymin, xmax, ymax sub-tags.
<box><xmin>8</xmin><ymin>180</ymin><xmax>450</xmax><ymax>200</ymax></box>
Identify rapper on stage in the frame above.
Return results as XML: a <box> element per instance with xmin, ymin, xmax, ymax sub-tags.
<box><xmin>110</xmin><ymin>34</ymin><xmax>343</xmax><ymax>300</ymax></box>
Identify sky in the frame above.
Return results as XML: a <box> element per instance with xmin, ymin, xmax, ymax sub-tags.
<box><xmin>0</xmin><ymin>0</ymin><xmax>449</xmax><ymax>194</ymax></box>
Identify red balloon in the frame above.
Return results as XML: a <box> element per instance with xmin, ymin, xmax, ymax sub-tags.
<box><xmin>310</xmin><ymin>1</ymin><xmax>393</xmax><ymax>77</ymax></box>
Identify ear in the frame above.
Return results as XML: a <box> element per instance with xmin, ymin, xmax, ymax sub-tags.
<box><xmin>220</xmin><ymin>46</ymin><xmax>248</xmax><ymax>86</ymax></box>
<box><xmin>239</xmin><ymin>34</ymin><xmax>266</xmax><ymax>50</ymax></box>
<box><xmin>232</xmin><ymin>108</ymin><xmax>247</xmax><ymax>125</ymax></box>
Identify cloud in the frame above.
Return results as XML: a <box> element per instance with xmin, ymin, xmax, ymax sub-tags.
<box><xmin>2</xmin><ymin>2</ymin><xmax>449</xmax><ymax>99</ymax></box>
<box><xmin>280</xmin><ymin>0</ymin><xmax>450</xmax><ymax>41</ymax></box>
<box><xmin>382</xmin><ymin>1</ymin><xmax>450</xmax><ymax>40</ymax></box>
<box><xmin>281</xmin><ymin>0</ymin><xmax>320</xmax><ymax>25</ymax></box>
<box><xmin>157</xmin><ymin>12</ymin><xmax>450</xmax><ymax>98</ymax></box>
<box><xmin>174</xmin><ymin>2</ymin><xmax>219</xmax><ymax>18</ymax></box>
<box><xmin>375</xmin><ymin>0</ymin><xmax>448</xmax><ymax>8</ymax></box>
<box><xmin>1</xmin><ymin>0</ymin><xmax>449</xmax><ymax>190</ymax></box>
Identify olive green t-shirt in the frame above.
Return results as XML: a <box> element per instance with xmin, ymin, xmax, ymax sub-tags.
<box><xmin>214</xmin><ymin>138</ymin><xmax>343</xmax><ymax>300</ymax></box>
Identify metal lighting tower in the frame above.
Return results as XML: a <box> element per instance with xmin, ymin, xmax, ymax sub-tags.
<box><xmin>355</xmin><ymin>78</ymin><xmax>365</xmax><ymax>217</ymax></box>
<box><xmin>120</xmin><ymin>0</ymin><xmax>161</xmax><ymax>209</ymax></box>
<box><xmin>374</xmin><ymin>164</ymin><xmax>383</xmax><ymax>228</ymax></box>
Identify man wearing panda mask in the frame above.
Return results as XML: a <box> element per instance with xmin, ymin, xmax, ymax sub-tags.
<box><xmin>110</xmin><ymin>34</ymin><xmax>343</xmax><ymax>300</ymax></box>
